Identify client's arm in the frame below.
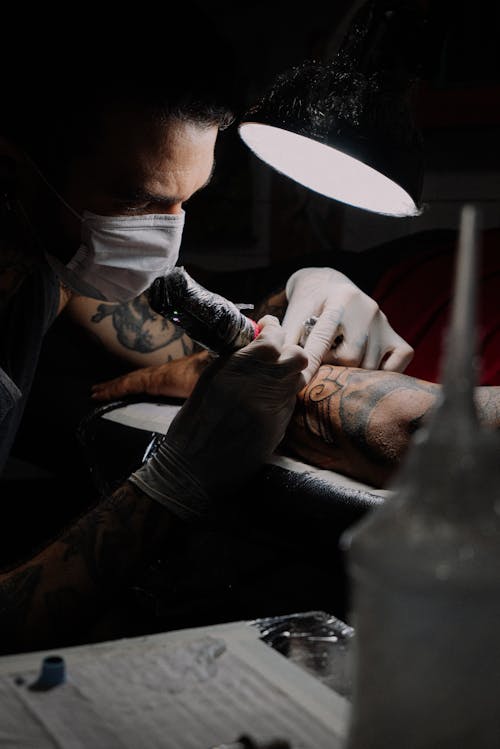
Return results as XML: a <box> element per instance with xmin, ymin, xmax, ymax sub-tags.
<box><xmin>282</xmin><ymin>365</ymin><xmax>500</xmax><ymax>488</ymax></box>
<box><xmin>91</xmin><ymin>355</ymin><xmax>500</xmax><ymax>491</ymax></box>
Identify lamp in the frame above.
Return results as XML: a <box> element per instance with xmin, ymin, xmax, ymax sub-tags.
<box><xmin>239</xmin><ymin>1</ymin><xmax>426</xmax><ymax>217</ymax></box>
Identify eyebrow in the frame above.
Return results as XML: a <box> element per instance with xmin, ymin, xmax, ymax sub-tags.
<box><xmin>116</xmin><ymin>162</ymin><xmax>216</xmax><ymax>206</ymax></box>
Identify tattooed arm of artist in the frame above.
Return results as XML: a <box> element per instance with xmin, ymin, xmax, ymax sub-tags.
<box><xmin>64</xmin><ymin>290</ymin><xmax>206</xmax><ymax>369</ymax></box>
<box><xmin>0</xmin><ymin>482</ymin><xmax>174</xmax><ymax>654</ymax></box>
<box><xmin>282</xmin><ymin>365</ymin><xmax>500</xmax><ymax>488</ymax></box>
<box><xmin>85</xmin><ymin>281</ymin><xmax>288</xmax><ymax>401</ymax></box>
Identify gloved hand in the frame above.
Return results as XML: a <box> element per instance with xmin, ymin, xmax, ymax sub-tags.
<box><xmin>128</xmin><ymin>315</ymin><xmax>308</xmax><ymax>519</ymax></box>
<box><xmin>282</xmin><ymin>267</ymin><xmax>414</xmax><ymax>382</ymax></box>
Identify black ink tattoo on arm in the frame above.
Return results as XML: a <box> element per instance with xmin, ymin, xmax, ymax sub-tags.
<box><xmin>338</xmin><ymin>371</ymin><xmax>438</xmax><ymax>463</ymax></box>
<box><xmin>298</xmin><ymin>366</ymin><xmax>439</xmax><ymax>467</ymax></box>
<box><xmin>92</xmin><ymin>295</ymin><xmax>191</xmax><ymax>354</ymax></box>
<box><xmin>0</xmin><ymin>483</ymin><xmax>171</xmax><ymax>653</ymax></box>
<box><xmin>60</xmin><ymin>483</ymin><xmax>165</xmax><ymax>588</ymax></box>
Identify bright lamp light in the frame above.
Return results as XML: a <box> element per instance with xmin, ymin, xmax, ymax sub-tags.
<box><xmin>238</xmin><ymin>2</ymin><xmax>425</xmax><ymax>217</ymax></box>
<box><xmin>239</xmin><ymin>122</ymin><xmax>420</xmax><ymax>216</ymax></box>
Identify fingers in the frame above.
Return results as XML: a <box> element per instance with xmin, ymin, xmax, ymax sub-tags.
<box><xmin>332</xmin><ymin>335</ymin><xmax>413</xmax><ymax>372</ymax></box>
<box><xmin>300</xmin><ymin>310</ymin><xmax>343</xmax><ymax>381</ymax></box>
<box><xmin>328</xmin><ymin>295</ymin><xmax>380</xmax><ymax>367</ymax></box>
<box><xmin>91</xmin><ymin>372</ymin><xmax>145</xmax><ymax>400</ymax></box>
<box><xmin>91</xmin><ymin>354</ymin><xmax>215</xmax><ymax>402</ymax></box>
<box><xmin>298</xmin><ymin>296</ymin><xmax>414</xmax><ymax>376</ymax></box>
<box><xmin>300</xmin><ymin>293</ymin><xmax>376</xmax><ymax>373</ymax></box>
<box><xmin>328</xmin><ymin>333</ymin><xmax>368</xmax><ymax>368</ymax></box>
<box><xmin>278</xmin><ymin>343</ymin><xmax>309</xmax><ymax>371</ymax></box>
<box><xmin>361</xmin><ymin>319</ymin><xmax>414</xmax><ymax>372</ymax></box>
<box><xmin>281</xmin><ymin>301</ymin><xmax>321</xmax><ymax>347</ymax></box>
<box><xmin>255</xmin><ymin>316</ymin><xmax>309</xmax><ymax>374</ymax></box>
<box><xmin>248</xmin><ymin>314</ymin><xmax>286</xmax><ymax>359</ymax></box>
<box><xmin>257</xmin><ymin>314</ymin><xmax>282</xmax><ymax>332</ymax></box>
<box><xmin>283</xmin><ymin>267</ymin><xmax>415</xmax><ymax>377</ymax></box>
<box><xmin>381</xmin><ymin>342</ymin><xmax>414</xmax><ymax>373</ymax></box>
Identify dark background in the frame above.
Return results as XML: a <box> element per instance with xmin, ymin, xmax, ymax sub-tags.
<box><xmin>177</xmin><ymin>0</ymin><xmax>500</xmax><ymax>270</ymax></box>
<box><xmin>6</xmin><ymin>0</ymin><xmax>500</xmax><ymax>646</ymax></box>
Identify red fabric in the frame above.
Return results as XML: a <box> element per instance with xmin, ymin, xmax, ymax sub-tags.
<box><xmin>371</xmin><ymin>228</ymin><xmax>500</xmax><ymax>386</ymax></box>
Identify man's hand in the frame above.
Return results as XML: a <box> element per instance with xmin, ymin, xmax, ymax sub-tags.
<box><xmin>282</xmin><ymin>267</ymin><xmax>414</xmax><ymax>383</ymax></box>
<box><xmin>129</xmin><ymin>315</ymin><xmax>308</xmax><ymax>513</ymax></box>
<box><xmin>91</xmin><ymin>350</ymin><xmax>214</xmax><ymax>401</ymax></box>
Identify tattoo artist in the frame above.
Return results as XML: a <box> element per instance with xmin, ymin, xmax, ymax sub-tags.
<box><xmin>0</xmin><ymin>12</ymin><xmax>413</xmax><ymax>653</ymax></box>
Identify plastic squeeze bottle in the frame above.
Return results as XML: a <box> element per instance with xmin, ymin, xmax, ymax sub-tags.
<box><xmin>342</xmin><ymin>204</ymin><xmax>500</xmax><ymax>749</ymax></box>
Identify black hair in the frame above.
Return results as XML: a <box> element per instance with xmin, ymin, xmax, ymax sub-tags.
<box><xmin>1</xmin><ymin>6</ymin><xmax>244</xmax><ymax>182</ymax></box>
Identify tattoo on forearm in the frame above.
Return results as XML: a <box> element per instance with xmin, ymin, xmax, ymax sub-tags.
<box><xmin>91</xmin><ymin>295</ymin><xmax>190</xmax><ymax>353</ymax></box>
<box><xmin>338</xmin><ymin>370</ymin><xmax>437</xmax><ymax>461</ymax></box>
<box><xmin>0</xmin><ymin>483</ymin><xmax>168</xmax><ymax>652</ymax></box>
<box><xmin>299</xmin><ymin>367</ymin><xmax>350</xmax><ymax>446</ymax></box>
<box><xmin>291</xmin><ymin>367</ymin><xmax>500</xmax><ymax>486</ymax></box>
<box><xmin>297</xmin><ymin>366</ymin><xmax>439</xmax><ymax>466</ymax></box>
<box><xmin>61</xmin><ymin>483</ymin><xmax>160</xmax><ymax>588</ymax></box>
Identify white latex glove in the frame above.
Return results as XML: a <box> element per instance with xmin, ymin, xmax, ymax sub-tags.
<box><xmin>129</xmin><ymin>315</ymin><xmax>308</xmax><ymax>517</ymax></box>
<box><xmin>282</xmin><ymin>267</ymin><xmax>414</xmax><ymax>383</ymax></box>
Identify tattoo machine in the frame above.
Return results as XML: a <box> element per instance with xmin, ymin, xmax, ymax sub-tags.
<box><xmin>147</xmin><ymin>267</ymin><xmax>262</xmax><ymax>355</ymax></box>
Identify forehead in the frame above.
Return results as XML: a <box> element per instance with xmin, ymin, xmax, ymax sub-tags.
<box><xmin>73</xmin><ymin>110</ymin><xmax>219</xmax><ymax>200</ymax></box>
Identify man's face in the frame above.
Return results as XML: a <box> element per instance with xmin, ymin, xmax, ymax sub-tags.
<box><xmin>36</xmin><ymin>111</ymin><xmax>219</xmax><ymax>260</ymax></box>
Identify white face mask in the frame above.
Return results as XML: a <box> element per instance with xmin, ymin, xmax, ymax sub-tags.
<box><xmin>46</xmin><ymin>209</ymin><xmax>185</xmax><ymax>303</ymax></box>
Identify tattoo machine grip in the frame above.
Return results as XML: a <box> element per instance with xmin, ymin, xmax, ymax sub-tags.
<box><xmin>147</xmin><ymin>267</ymin><xmax>261</xmax><ymax>354</ymax></box>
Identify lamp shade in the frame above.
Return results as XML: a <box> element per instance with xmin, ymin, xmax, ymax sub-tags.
<box><xmin>239</xmin><ymin>2</ymin><xmax>425</xmax><ymax>217</ymax></box>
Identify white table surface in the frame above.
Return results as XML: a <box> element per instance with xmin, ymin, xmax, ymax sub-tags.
<box><xmin>0</xmin><ymin>619</ymin><xmax>350</xmax><ymax>749</ymax></box>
